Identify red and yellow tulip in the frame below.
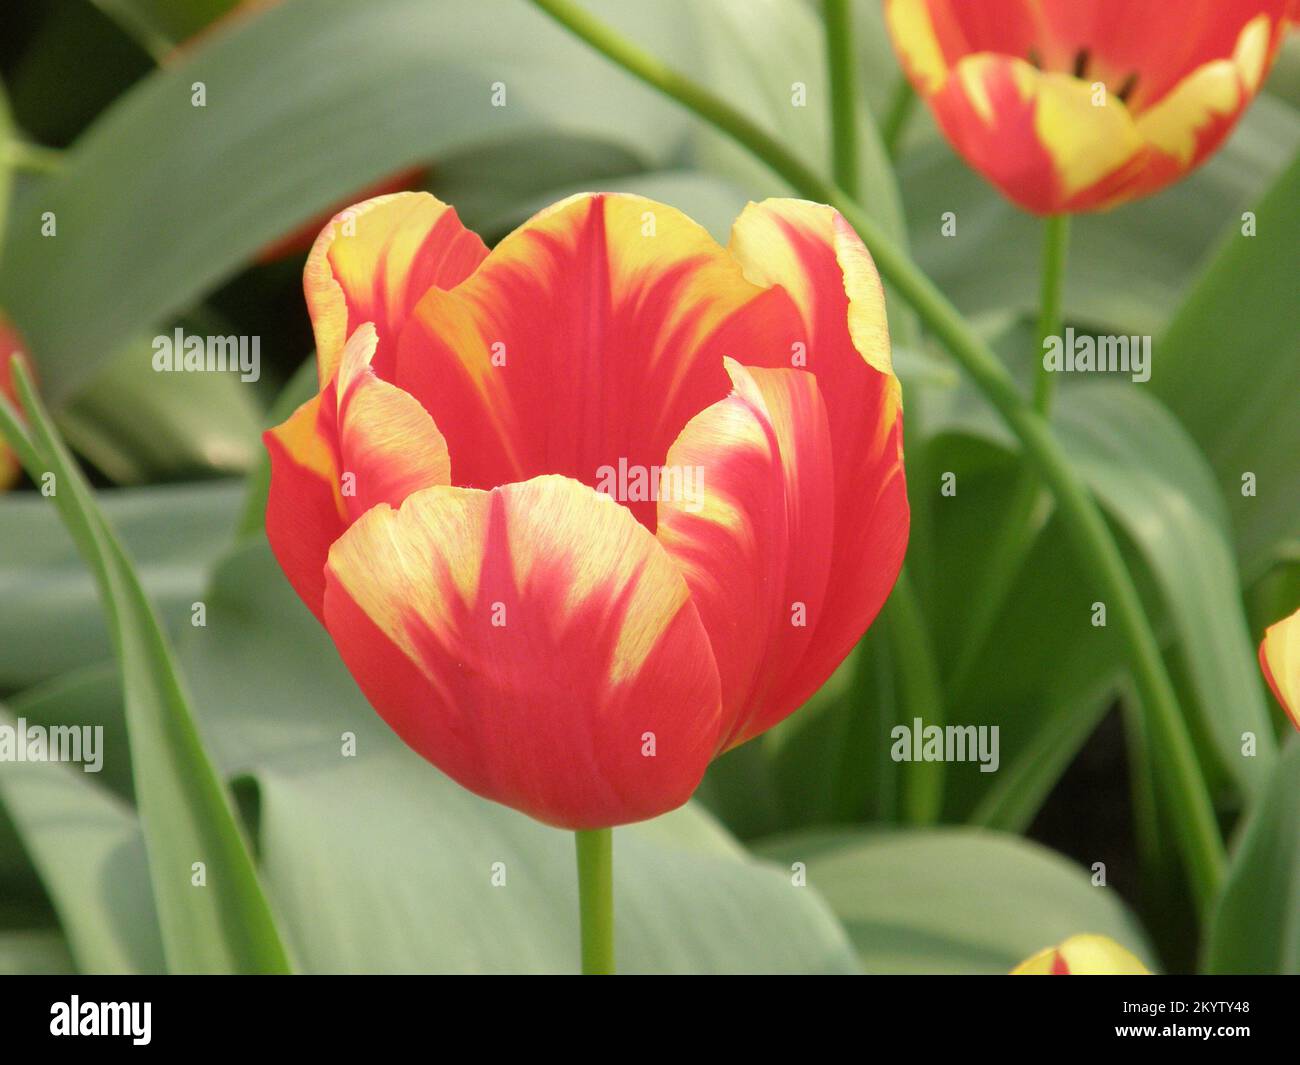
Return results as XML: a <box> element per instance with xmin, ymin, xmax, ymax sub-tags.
<box><xmin>1259</xmin><ymin>606</ymin><xmax>1300</xmax><ymax>730</ymax></box>
<box><xmin>885</xmin><ymin>0</ymin><xmax>1293</xmax><ymax>214</ymax></box>
<box><xmin>264</xmin><ymin>191</ymin><xmax>908</xmax><ymax>829</ymax></box>
<box><xmin>1011</xmin><ymin>934</ymin><xmax>1151</xmax><ymax>975</ymax></box>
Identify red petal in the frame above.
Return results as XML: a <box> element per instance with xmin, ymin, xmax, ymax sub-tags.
<box><xmin>322</xmin><ymin>476</ymin><xmax>723</xmax><ymax>829</ymax></box>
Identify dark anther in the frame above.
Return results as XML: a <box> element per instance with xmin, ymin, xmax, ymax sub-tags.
<box><xmin>1073</xmin><ymin>48</ymin><xmax>1090</xmax><ymax>79</ymax></box>
<box><xmin>1116</xmin><ymin>72</ymin><xmax>1139</xmax><ymax>103</ymax></box>
<box><xmin>1027</xmin><ymin>46</ymin><xmax>1042</xmax><ymax>69</ymax></box>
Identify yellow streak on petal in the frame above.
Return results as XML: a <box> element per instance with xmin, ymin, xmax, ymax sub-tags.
<box><xmin>1135</xmin><ymin>15</ymin><xmax>1271</xmax><ymax>165</ymax></box>
<box><xmin>1135</xmin><ymin>61</ymin><xmax>1240</xmax><ymax>164</ymax></box>
<box><xmin>268</xmin><ymin>393</ymin><xmax>345</xmax><ymax>519</ymax></box>
<box><xmin>329</xmin><ymin>487</ymin><xmax>485</xmax><ymax>677</ymax></box>
<box><xmin>1235</xmin><ymin>14</ymin><xmax>1272</xmax><ymax>94</ymax></box>
<box><xmin>1011</xmin><ymin>934</ymin><xmax>1150</xmax><ymax>975</ymax></box>
<box><xmin>1008</xmin><ymin>946</ymin><xmax>1058</xmax><ymax>975</ymax></box>
<box><xmin>504</xmin><ymin>477</ymin><xmax>689</xmax><ymax>688</ymax></box>
<box><xmin>885</xmin><ymin>0</ymin><xmax>949</xmax><ymax>95</ymax></box>
<box><xmin>1261</xmin><ymin>606</ymin><xmax>1300</xmax><ymax>726</ymax></box>
<box><xmin>1031</xmin><ymin>70</ymin><xmax>1144</xmax><ymax>199</ymax></box>
<box><xmin>728</xmin><ymin>199</ymin><xmax>898</xmax><ymax>425</ymax></box>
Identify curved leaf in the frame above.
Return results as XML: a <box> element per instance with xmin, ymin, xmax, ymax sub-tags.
<box><xmin>754</xmin><ymin>827</ymin><xmax>1156</xmax><ymax>974</ymax></box>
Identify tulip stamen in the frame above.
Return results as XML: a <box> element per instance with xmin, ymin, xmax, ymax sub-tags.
<box><xmin>1027</xmin><ymin>46</ymin><xmax>1042</xmax><ymax>69</ymax></box>
<box><xmin>1116</xmin><ymin>72</ymin><xmax>1139</xmax><ymax>104</ymax></box>
<box><xmin>1072</xmin><ymin>48</ymin><xmax>1090</xmax><ymax>79</ymax></box>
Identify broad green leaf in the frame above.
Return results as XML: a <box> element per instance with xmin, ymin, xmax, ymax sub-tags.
<box><xmin>1153</xmin><ymin>148</ymin><xmax>1300</xmax><ymax>577</ymax></box>
<box><xmin>0</xmin><ymin>373</ymin><xmax>292</xmax><ymax>973</ymax></box>
<box><xmin>57</xmin><ymin>333</ymin><xmax>263</xmax><ymax>484</ymax></box>
<box><xmin>923</xmin><ymin>379</ymin><xmax>1275</xmax><ymax>802</ymax></box>
<box><xmin>175</xmin><ymin>541</ymin><xmax>860</xmax><ymax>973</ymax></box>
<box><xmin>90</xmin><ymin>0</ymin><xmax>239</xmax><ymax>58</ymax></box>
<box><xmin>755</xmin><ymin>827</ymin><xmax>1157</xmax><ymax>974</ymax></box>
<box><xmin>0</xmin><ymin>930</ymin><xmax>75</xmax><ymax>975</ymax></box>
<box><xmin>9</xmin><ymin>662</ymin><xmax>132</xmax><ymax>802</ymax></box>
<box><xmin>1204</xmin><ymin>737</ymin><xmax>1300</xmax><ymax>974</ymax></box>
<box><xmin>0</xmin><ymin>0</ymin><xmax>700</xmax><ymax>401</ymax></box>
<box><xmin>1056</xmin><ymin>384</ymin><xmax>1276</xmax><ymax>795</ymax></box>
<box><xmin>0</xmin><ymin>480</ymin><xmax>242</xmax><ymax>691</ymax></box>
<box><xmin>0</xmin><ymin>705</ymin><xmax>163</xmax><ymax>973</ymax></box>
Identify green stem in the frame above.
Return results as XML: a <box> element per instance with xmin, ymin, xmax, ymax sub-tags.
<box><xmin>823</xmin><ymin>0</ymin><xmax>859</xmax><ymax>195</ymax></box>
<box><xmin>1032</xmin><ymin>215</ymin><xmax>1070</xmax><ymax>413</ymax></box>
<box><xmin>531</xmin><ymin>0</ymin><xmax>1224</xmax><ymax>912</ymax></box>
<box><xmin>881</xmin><ymin>77</ymin><xmax>916</xmax><ymax>160</ymax></box>
<box><xmin>574</xmin><ymin>828</ymin><xmax>614</xmax><ymax>974</ymax></box>
<box><xmin>947</xmin><ymin>215</ymin><xmax>1069</xmax><ymax>695</ymax></box>
<box><xmin>888</xmin><ymin>568</ymin><xmax>945</xmax><ymax>824</ymax></box>
<box><xmin>823</xmin><ymin>0</ymin><xmax>942</xmax><ymax>822</ymax></box>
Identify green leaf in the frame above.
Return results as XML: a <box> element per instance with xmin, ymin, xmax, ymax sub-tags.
<box><xmin>175</xmin><ymin>540</ymin><xmax>860</xmax><ymax>973</ymax></box>
<box><xmin>923</xmin><ymin>379</ymin><xmax>1275</xmax><ymax>803</ymax></box>
<box><xmin>90</xmin><ymin>0</ymin><xmax>239</xmax><ymax>58</ymax></box>
<box><xmin>1056</xmin><ymin>384</ymin><xmax>1276</xmax><ymax>795</ymax></box>
<box><xmin>1204</xmin><ymin>737</ymin><xmax>1300</xmax><ymax>974</ymax></box>
<box><xmin>0</xmin><ymin>0</ymin><xmax>701</xmax><ymax>402</ymax></box>
<box><xmin>686</xmin><ymin>0</ymin><xmax>905</xmax><ymax>240</ymax></box>
<box><xmin>57</xmin><ymin>333</ymin><xmax>263</xmax><ymax>484</ymax></box>
<box><xmin>0</xmin><ymin>370</ymin><xmax>292</xmax><ymax>973</ymax></box>
<box><xmin>0</xmin><ymin>704</ymin><xmax>163</xmax><ymax>973</ymax></box>
<box><xmin>0</xmin><ymin>930</ymin><xmax>75</xmax><ymax>975</ymax></box>
<box><xmin>0</xmin><ymin>481</ymin><xmax>243</xmax><ymax>691</ymax></box>
<box><xmin>1153</xmin><ymin>148</ymin><xmax>1300</xmax><ymax>577</ymax></box>
<box><xmin>754</xmin><ymin>827</ymin><xmax>1157</xmax><ymax>974</ymax></box>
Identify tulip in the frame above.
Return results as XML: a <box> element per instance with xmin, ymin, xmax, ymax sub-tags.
<box><xmin>264</xmin><ymin>190</ymin><xmax>907</xmax><ymax>829</ymax></box>
<box><xmin>884</xmin><ymin>0</ymin><xmax>1293</xmax><ymax>214</ymax></box>
<box><xmin>1011</xmin><ymin>934</ymin><xmax>1151</xmax><ymax>974</ymax></box>
<box><xmin>1259</xmin><ymin>606</ymin><xmax>1300</xmax><ymax>730</ymax></box>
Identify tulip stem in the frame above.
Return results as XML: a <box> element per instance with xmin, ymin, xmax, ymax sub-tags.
<box><xmin>1033</xmin><ymin>215</ymin><xmax>1070</xmax><ymax>414</ymax></box>
<box><xmin>881</xmin><ymin>78</ymin><xmax>916</xmax><ymax>160</ymax></box>
<box><xmin>532</xmin><ymin>0</ymin><xmax>1226</xmax><ymax>914</ymax></box>
<box><xmin>574</xmin><ymin>828</ymin><xmax>614</xmax><ymax>974</ymax></box>
<box><xmin>888</xmin><ymin>568</ymin><xmax>946</xmax><ymax>823</ymax></box>
<box><xmin>946</xmin><ymin>214</ymin><xmax>1070</xmax><ymax>696</ymax></box>
<box><xmin>823</xmin><ymin>0</ymin><xmax>860</xmax><ymax>196</ymax></box>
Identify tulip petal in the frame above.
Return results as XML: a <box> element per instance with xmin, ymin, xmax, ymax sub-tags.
<box><xmin>728</xmin><ymin>200</ymin><xmax>908</xmax><ymax>714</ymax></box>
<box><xmin>322</xmin><ymin>475</ymin><xmax>724</xmax><ymax>829</ymax></box>
<box><xmin>264</xmin><ymin>392</ymin><xmax>346</xmax><ymax>622</ymax></box>
<box><xmin>657</xmin><ymin>359</ymin><xmax>835</xmax><ymax>749</ymax></box>
<box><xmin>394</xmin><ymin>192</ymin><xmax>803</xmax><ymax>524</ymax></box>
<box><xmin>1134</xmin><ymin>15</ymin><xmax>1274</xmax><ymax>177</ymax></box>
<box><xmin>1011</xmin><ymin>934</ymin><xmax>1150</xmax><ymax>975</ymax></box>
<box><xmin>885</xmin><ymin>1</ymin><xmax>1291</xmax><ymax>212</ymax></box>
<box><xmin>332</xmin><ymin>323</ymin><xmax>451</xmax><ymax>521</ymax></box>
<box><xmin>1259</xmin><ymin>607</ymin><xmax>1300</xmax><ymax>731</ymax></box>
<box><xmin>306</xmin><ymin>191</ymin><xmax>488</xmax><ymax>385</ymax></box>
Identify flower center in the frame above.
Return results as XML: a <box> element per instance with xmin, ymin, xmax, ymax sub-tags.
<box><xmin>1028</xmin><ymin>46</ymin><xmax>1140</xmax><ymax>104</ymax></box>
